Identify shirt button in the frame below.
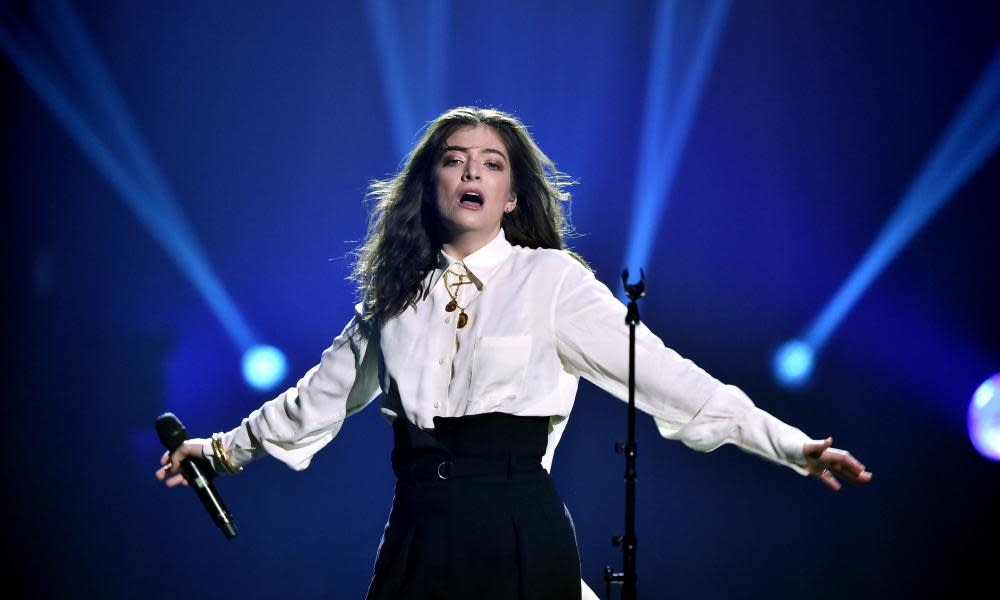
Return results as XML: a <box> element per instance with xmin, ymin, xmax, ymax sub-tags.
<box><xmin>438</xmin><ymin>358</ymin><xmax>445</xmax><ymax>366</ymax></box>
<box><xmin>445</xmin><ymin>317</ymin><xmax>452</xmax><ymax>324</ymax></box>
<box><xmin>433</xmin><ymin>401</ymin><xmax>440</xmax><ymax>408</ymax></box>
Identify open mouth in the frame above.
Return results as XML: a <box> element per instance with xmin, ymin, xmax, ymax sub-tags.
<box><xmin>460</xmin><ymin>192</ymin><xmax>484</xmax><ymax>207</ymax></box>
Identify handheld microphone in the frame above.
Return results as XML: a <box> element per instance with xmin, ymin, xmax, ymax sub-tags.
<box><xmin>155</xmin><ymin>412</ymin><xmax>238</xmax><ymax>539</ymax></box>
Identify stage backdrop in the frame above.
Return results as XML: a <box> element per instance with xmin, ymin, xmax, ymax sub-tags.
<box><xmin>3</xmin><ymin>1</ymin><xmax>997</xmax><ymax>598</ymax></box>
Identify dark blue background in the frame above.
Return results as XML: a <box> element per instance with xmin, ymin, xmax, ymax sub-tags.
<box><xmin>3</xmin><ymin>1</ymin><xmax>998</xmax><ymax>598</ymax></box>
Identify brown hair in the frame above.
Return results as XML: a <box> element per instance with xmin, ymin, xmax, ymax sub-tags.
<box><xmin>351</xmin><ymin>106</ymin><xmax>579</xmax><ymax>330</ymax></box>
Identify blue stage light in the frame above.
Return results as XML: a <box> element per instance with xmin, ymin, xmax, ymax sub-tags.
<box><xmin>774</xmin><ymin>48</ymin><xmax>999</xmax><ymax>387</ymax></box>
<box><xmin>242</xmin><ymin>345</ymin><xmax>288</xmax><ymax>392</ymax></box>
<box><xmin>795</xmin><ymin>49</ymin><xmax>1000</xmax><ymax>355</ymax></box>
<box><xmin>2</xmin><ymin>0</ymin><xmax>259</xmax><ymax>369</ymax></box>
<box><xmin>621</xmin><ymin>0</ymin><xmax>731</xmax><ymax>293</ymax></box>
<box><xmin>773</xmin><ymin>340</ymin><xmax>814</xmax><ymax>388</ymax></box>
<box><xmin>968</xmin><ymin>373</ymin><xmax>1000</xmax><ymax>462</ymax></box>
<box><xmin>366</xmin><ymin>0</ymin><xmax>447</xmax><ymax>157</ymax></box>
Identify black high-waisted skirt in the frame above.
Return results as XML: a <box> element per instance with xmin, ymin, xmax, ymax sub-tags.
<box><xmin>365</xmin><ymin>412</ymin><xmax>582</xmax><ymax>600</ymax></box>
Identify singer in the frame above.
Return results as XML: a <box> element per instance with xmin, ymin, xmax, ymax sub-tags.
<box><xmin>157</xmin><ymin>106</ymin><xmax>872</xmax><ymax>599</ymax></box>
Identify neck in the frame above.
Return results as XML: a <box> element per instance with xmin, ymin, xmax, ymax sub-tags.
<box><xmin>440</xmin><ymin>228</ymin><xmax>500</xmax><ymax>261</ymax></box>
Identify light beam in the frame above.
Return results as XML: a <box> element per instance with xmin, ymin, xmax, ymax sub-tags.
<box><xmin>622</xmin><ymin>0</ymin><xmax>731</xmax><ymax>286</ymax></box>
<box><xmin>1</xmin><ymin>1</ymin><xmax>286</xmax><ymax>390</ymax></box>
<box><xmin>775</xmin><ymin>47</ymin><xmax>1000</xmax><ymax>387</ymax></box>
<box><xmin>365</xmin><ymin>0</ymin><xmax>448</xmax><ymax>158</ymax></box>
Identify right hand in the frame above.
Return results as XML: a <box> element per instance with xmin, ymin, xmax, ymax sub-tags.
<box><xmin>155</xmin><ymin>439</ymin><xmax>207</xmax><ymax>488</ymax></box>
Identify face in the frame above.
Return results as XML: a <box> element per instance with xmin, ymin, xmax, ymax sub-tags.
<box><xmin>433</xmin><ymin>125</ymin><xmax>516</xmax><ymax>247</ymax></box>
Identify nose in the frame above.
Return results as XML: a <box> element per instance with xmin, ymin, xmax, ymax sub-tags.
<box><xmin>462</xmin><ymin>159</ymin><xmax>481</xmax><ymax>180</ymax></box>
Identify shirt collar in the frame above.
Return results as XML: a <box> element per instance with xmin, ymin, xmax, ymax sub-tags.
<box><xmin>428</xmin><ymin>229</ymin><xmax>514</xmax><ymax>294</ymax></box>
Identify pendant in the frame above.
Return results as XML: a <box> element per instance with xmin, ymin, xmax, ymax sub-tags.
<box><xmin>445</xmin><ymin>299</ymin><xmax>458</xmax><ymax>312</ymax></box>
<box><xmin>457</xmin><ymin>312</ymin><xmax>469</xmax><ymax>328</ymax></box>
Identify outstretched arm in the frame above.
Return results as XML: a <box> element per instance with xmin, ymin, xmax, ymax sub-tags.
<box><xmin>552</xmin><ymin>255</ymin><xmax>873</xmax><ymax>482</ymax></box>
<box><xmin>154</xmin><ymin>307</ymin><xmax>380</xmax><ymax>489</ymax></box>
<box><xmin>802</xmin><ymin>437</ymin><xmax>873</xmax><ymax>491</ymax></box>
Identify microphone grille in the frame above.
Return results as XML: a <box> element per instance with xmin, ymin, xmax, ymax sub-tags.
<box><xmin>154</xmin><ymin>412</ymin><xmax>188</xmax><ymax>452</ymax></box>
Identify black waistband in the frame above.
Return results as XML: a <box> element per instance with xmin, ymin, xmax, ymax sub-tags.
<box><xmin>391</xmin><ymin>412</ymin><xmax>549</xmax><ymax>482</ymax></box>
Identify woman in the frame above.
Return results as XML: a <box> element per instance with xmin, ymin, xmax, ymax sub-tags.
<box><xmin>157</xmin><ymin>107</ymin><xmax>871</xmax><ymax>599</ymax></box>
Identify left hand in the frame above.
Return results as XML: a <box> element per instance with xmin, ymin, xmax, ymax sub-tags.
<box><xmin>802</xmin><ymin>437</ymin><xmax>873</xmax><ymax>491</ymax></box>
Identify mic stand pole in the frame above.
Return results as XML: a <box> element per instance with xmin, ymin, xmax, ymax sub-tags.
<box><xmin>604</xmin><ymin>268</ymin><xmax>645</xmax><ymax>600</ymax></box>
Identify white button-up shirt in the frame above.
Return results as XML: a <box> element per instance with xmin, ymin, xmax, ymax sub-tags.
<box><xmin>211</xmin><ymin>229</ymin><xmax>810</xmax><ymax>474</ymax></box>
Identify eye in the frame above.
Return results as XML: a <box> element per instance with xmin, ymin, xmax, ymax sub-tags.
<box><xmin>485</xmin><ymin>160</ymin><xmax>503</xmax><ymax>170</ymax></box>
<box><xmin>443</xmin><ymin>156</ymin><xmax>463</xmax><ymax>166</ymax></box>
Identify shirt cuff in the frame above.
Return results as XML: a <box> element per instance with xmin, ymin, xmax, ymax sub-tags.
<box><xmin>736</xmin><ymin>403</ymin><xmax>811</xmax><ymax>475</ymax></box>
<box><xmin>202</xmin><ymin>429</ymin><xmax>257</xmax><ymax>475</ymax></box>
<box><xmin>655</xmin><ymin>384</ymin><xmax>811</xmax><ymax>475</ymax></box>
<box><xmin>198</xmin><ymin>437</ymin><xmax>224</xmax><ymax>475</ymax></box>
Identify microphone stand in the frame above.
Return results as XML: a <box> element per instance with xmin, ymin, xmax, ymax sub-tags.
<box><xmin>604</xmin><ymin>269</ymin><xmax>645</xmax><ymax>600</ymax></box>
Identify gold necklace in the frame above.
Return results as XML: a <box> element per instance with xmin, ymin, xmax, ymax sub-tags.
<box><xmin>443</xmin><ymin>267</ymin><xmax>475</xmax><ymax>328</ymax></box>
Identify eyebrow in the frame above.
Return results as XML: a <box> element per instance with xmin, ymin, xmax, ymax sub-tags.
<box><xmin>443</xmin><ymin>145</ymin><xmax>509</xmax><ymax>161</ymax></box>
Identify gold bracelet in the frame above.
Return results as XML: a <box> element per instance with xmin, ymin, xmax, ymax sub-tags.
<box><xmin>211</xmin><ymin>432</ymin><xmax>243</xmax><ymax>474</ymax></box>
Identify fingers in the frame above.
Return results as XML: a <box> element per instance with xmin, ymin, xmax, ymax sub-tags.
<box><xmin>156</xmin><ymin>461</ymin><xmax>189</xmax><ymax>487</ymax></box>
<box><xmin>156</xmin><ymin>451</ymin><xmax>173</xmax><ymax>481</ymax></box>
<box><xmin>165</xmin><ymin>473</ymin><xmax>189</xmax><ymax>488</ymax></box>
<box><xmin>805</xmin><ymin>438</ymin><xmax>874</xmax><ymax>490</ymax></box>
<box><xmin>817</xmin><ymin>467</ymin><xmax>872</xmax><ymax>489</ymax></box>
<box><xmin>155</xmin><ymin>449</ymin><xmax>188</xmax><ymax>487</ymax></box>
<box><xmin>803</xmin><ymin>437</ymin><xmax>834</xmax><ymax>459</ymax></box>
<box><xmin>819</xmin><ymin>468</ymin><xmax>842</xmax><ymax>492</ymax></box>
<box><xmin>835</xmin><ymin>463</ymin><xmax>873</xmax><ymax>484</ymax></box>
<box><xmin>822</xmin><ymin>449</ymin><xmax>873</xmax><ymax>483</ymax></box>
<box><xmin>155</xmin><ymin>439</ymin><xmax>209</xmax><ymax>486</ymax></box>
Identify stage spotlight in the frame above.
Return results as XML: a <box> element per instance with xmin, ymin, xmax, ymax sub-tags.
<box><xmin>242</xmin><ymin>345</ymin><xmax>288</xmax><ymax>392</ymax></box>
<box><xmin>779</xmin><ymin>48</ymin><xmax>999</xmax><ymax>386</ymax></box>
<box><xmin>365</xmin><ymin>0</ymin><xmax>447</xmax><ymax>157</ymax></box>
<box><xmin>773</xmin><ymin>339</ymin><xmax>814</xmax><ymax>388</ymax></box>
<box><xmin>968</xmin><ymin>373</ymin><xmax>1000</xmax><ymax>462</ymax></box>
<box><xmin>622</xmin><ymin>0</ymin><xmax>731</xmax><ymax>291</ymax></box>
<box><xmin>2</xmin><ymin>2</ymin><xmax>264</xmax><ymax>389</ymax></box>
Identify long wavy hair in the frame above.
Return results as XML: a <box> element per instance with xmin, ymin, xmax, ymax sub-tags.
<box><xmin>351</xmin><ymin>106</ymin><xmax>580</xmax><ymax>331</ymax></box>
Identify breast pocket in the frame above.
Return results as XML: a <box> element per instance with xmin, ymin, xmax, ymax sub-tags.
<box><xmin>469</xmin><ymin>336</ymin><xmax>533</xmax><ymax>407</ymax></box>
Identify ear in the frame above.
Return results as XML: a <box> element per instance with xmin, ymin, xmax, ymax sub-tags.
<box><xmin>505</xmin><ymin>194</ymin><xmax>517</xmax><ymax>214</ymax></box>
